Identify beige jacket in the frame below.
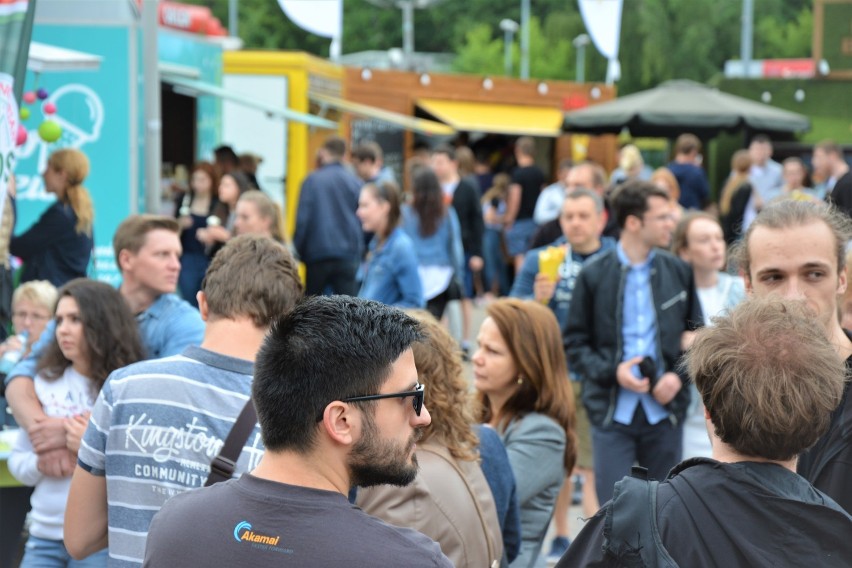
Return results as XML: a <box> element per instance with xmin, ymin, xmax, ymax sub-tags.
<box><xmin>357</xmin><ymin>439</ymin><xmax>503</xmax><ymax>568</ymax></box>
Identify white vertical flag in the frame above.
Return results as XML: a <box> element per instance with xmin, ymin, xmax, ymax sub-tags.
<box><xmin>577</xmin><ymin>0</ymin><xmax>623</xmax><ymax>84</ymax></box>
<box><xmin>277</xmin><ymin>0</ymin><xmax>343</xmax><ymax>60</ymax></box>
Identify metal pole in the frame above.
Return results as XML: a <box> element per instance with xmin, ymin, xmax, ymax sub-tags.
<box><xmin>143</xmin><ymin>0</ymin><xmax>162</xmax><ymax>214</ymax></box>
<box><xmin>741</xmin><ymin>0</ymin><xmax>753</xmax><ymax>76</ymax></box>
<box><xmin>573</xmin><ymin>34</ymin><xmax>589</xmax><ymax>84</ymax></box>
<box><xmin>229</xmin><ymin>0</ymin><xmax>238</xmax><ymax>37</ymax></box>
<box><xmin>520</xmin><ymin>0</ymin><xmax>530</xmax><ymax>80</ymax></box>
<box><xmin>401</xmin><ymin>1</ymin><xmax>414</xmax><ymax>67</ymax></box>
<box><xmin>504</xmin><ymin>30</ymin><xmax>512</xmax><ymax>77</ymax></box>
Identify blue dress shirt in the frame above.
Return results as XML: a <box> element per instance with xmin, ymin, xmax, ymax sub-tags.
<box><xmin>613</xmin><ymin>244</ymin><xmax>669</xmax><ymax>426</ymax></box>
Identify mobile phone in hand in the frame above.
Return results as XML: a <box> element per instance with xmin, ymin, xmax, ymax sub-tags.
<box><xmin>638</xmin><ymin>356</ymin><xmax>657</xmax><ymax>388</ymax></box>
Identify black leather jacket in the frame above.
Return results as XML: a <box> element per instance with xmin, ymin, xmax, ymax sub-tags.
<box><xmin>565</xmin><ymin>247</ymin><xmax>703</xmax><ymax>427</ymax></box>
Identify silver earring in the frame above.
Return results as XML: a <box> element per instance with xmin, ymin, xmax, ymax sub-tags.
<box><xmin>517</xmin><ymin>376</ymin><xmax>524</xmax><ymax>385</ymax></box>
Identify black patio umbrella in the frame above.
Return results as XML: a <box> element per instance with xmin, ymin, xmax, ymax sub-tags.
<box><xmin>563</xmin><ymin>79</ymin><xmax>810</xmax><ymax>138</ymax></box>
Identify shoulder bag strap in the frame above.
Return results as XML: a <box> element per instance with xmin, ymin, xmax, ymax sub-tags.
<box><xmin>205</xmin><ymin>398</ymin><xmax>257</xmax><ymax>487</ymax></box>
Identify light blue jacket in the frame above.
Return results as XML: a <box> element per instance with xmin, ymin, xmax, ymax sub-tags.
<box><xmin>400</xmin><ymin>205</ymin><xmax>465</xmax><ymax>278</ymax></box>
<box><xmin>358</xmin><ymin>227</ymin><xmax>425</xmax><ymax>308</ymax></box>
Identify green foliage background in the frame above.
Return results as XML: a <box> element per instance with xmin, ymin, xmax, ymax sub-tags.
<box><xmin>187</xmin><ymin>0</ymin><xmax>813</xmax><ymax>94</ymax></box>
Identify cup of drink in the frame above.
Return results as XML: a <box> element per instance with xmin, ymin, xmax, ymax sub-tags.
<box><xmin>538</xmin><ymin>246</ymin><xmax>565</xmax><ymax>282</ymax></box>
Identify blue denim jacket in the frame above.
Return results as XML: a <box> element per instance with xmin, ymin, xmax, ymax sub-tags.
<box><xmin>400</xmin><ymin>205</ymin><xmax>464</xmax><ymax>277</ymax></box>
<box><xmin>5</xmin><ymin>293</ymin><xmax>204</xmax><ymax>387</ymax></box>
<box><xmin>358</xmin><ymin>227</ymin><xmax>425</xmax><ymax>308</ymax></box>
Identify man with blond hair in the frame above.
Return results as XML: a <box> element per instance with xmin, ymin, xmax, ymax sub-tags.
<box><xmin>559</xmin><ymin>297</ymin><xmax>852</xmax><ymax>567</ymax></box>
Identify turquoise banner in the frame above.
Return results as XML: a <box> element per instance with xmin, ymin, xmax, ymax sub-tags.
<box><xmin>14</xmin><ymin>24</ymin><xmax>132</xmax><ymax>286</ymax></box>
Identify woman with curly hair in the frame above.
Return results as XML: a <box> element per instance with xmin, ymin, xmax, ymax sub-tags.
<box><xmin>357</xmin><ymin>310</ymin><xmax>508</xmax><ymax>568</ymax></box>
<box><xmin>473</xmin><ymin>298</ymin><xmax>576</xmax><ymax>568</ymax></box>
<box><xmin>9</xmin><ymin>279</ymin><xmax>145</xmax><ymax>567</ymax></box>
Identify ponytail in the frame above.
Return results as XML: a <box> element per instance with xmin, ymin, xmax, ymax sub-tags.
<box><xmin>48</xmin><ymin>149</ymin><xmax>94</xmax><ymax>235</ymax></box>
<box><xmin>67</xmin><ymin>183</ymin><xmax>94</xmax><ymax>235</ymax></box>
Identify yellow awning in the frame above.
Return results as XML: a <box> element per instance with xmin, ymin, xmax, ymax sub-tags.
<box><xmin>416</xmin><ymin>98</ymin><xmax>564</xmax><ymax>137</ymax></box>
<box><xmin>310</xmin><ymin>93</ymin><xmax>455</xmax><ymax>136</ymax></box>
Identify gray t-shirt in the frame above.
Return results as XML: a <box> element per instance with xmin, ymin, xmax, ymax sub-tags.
<box><xmin>143</xmin><ymin>474</ymin><xmax>453</xmax><ymax>567</ymax></box>
<box><xmin>78</xmin><ymin>346</ymin><xmax>259</xmax><ymax>567</ymax></box>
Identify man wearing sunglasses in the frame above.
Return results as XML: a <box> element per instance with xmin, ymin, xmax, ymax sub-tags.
<box><xmin>142</xmin><ymin>296</ymin><xmax>452</xmax><ymax>567</ymax></box>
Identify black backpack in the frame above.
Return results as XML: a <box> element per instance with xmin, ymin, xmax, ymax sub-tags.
<box><xmin>602</xmin><ymin>466</ymin><xmax>680</xmax><ymax>568</ymax></box>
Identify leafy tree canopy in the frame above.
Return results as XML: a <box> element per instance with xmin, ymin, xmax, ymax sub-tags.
<box><xmin>184</xmin><ymin>0</ymin><xmax>814</xmax><ymax>94</ymax></box>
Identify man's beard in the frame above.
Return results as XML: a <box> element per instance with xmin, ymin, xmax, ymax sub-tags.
<box><xmin>349</xmin><ymin>411</ymin><xmax>423</xmax><ymax>488</ymax></box>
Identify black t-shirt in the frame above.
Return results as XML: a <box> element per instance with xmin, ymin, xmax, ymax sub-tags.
<box><xmin>512</xmin><ymin>166</ymin><xmax>545</xmax><ymax>221</ymax></box>
<box><xmin>796</xmin><ymin>344</ymin><xmax>852</xmax><ymax>514</ymax></box>
<box><xmin>144</xmin><ymin>474</ymin><xmax>452</xmax><ymax>567</ymax></box>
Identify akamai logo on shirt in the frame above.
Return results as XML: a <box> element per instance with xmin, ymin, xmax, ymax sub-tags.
<box><xmin>233</xmin><ymin>521</ymin><xmax>281</xmax><ymax>546</ymax></box>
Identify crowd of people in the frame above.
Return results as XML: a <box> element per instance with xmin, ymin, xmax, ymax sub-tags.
<box><xmin>0</xmin><ymin>129</ymin><xmax>849</xmax><ymax>568</ymax></box>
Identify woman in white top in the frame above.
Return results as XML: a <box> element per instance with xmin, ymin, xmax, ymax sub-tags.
<box><xmin>672</xmin><ymin>212</ymin><xmax>745</xmax><ymax>459</ymax></box>
<box><xmin>9</xmin><ymin>279</ymin><xmax>145</xmax><ymax>567</ymax></box>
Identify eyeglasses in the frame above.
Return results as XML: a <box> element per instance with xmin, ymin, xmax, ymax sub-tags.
<box><xmin>12</xmin><ymin>311</ymin><xmax>50</xmax><ymax>322</ymax></box>
<box><xmin>343</xmin><ymin>383</ymin><xmax>425</xmax><ymax>416</ymax></box>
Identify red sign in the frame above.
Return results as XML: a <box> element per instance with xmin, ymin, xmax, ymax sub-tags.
<box><xmin>563</xmin><ymin>93</ymin><xmax>589</xmax><ymax>111</ymax></box>
<box><xmin>761</xmin><ymin>59</ymin><xmax>816</xmax><ymax>78</ymax></box>
<box><xmin>135</xmin><ymin>1</ymin><xmax>227</xmax><ymax>36</ymax></box>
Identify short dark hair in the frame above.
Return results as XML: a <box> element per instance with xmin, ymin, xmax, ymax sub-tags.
<box><xmin>815</xmin><ymin>139</ymin><xmax>842</xmax><ymax>157</ymax></box>
<box><xmin>253</xmin><ymin>296</ymin><xmax>424</xmax><ymax>453</ymax></box>
<box><xmin>611</xmin><ymin>180</ymin><xmax>671</xmax><ymax>229</ymax></box>
<box><xmin>201</xmin><ymin>235</ymin><xmax>302</xmax><ymax>327</ymax></box>
<box><xmin>214</xmin><ymin>145</ymin><xmax>239</xmax><ymax>166</ymax></box>
<box><xmin>322</xmin><ymin>136</ymin><xmax>346</xmax><ymax>159</ymax></box>
<box><xmin>516</xmin><ymin>136</ymin><xmax>535</xmax><ymax>157</ymax></box>
<box><xmin>351</xmin><ymin>141</ymin><xmax>383</xmax><ymax>163</ymax></box>
<box><xmin>431</xmin><ymin>144</ymin><xmax>456</xmax><ymax>161</ymax></box>
<box><xmin>674</xmin><ymin>133</ymin><xmax>701</xmax><ymax>155</ymax></box>
<box><xmin>685</xmin><ymin>297</ymin><xmax>846</xmax><ymax>461</ymax></box>
<box><xmin>750</xmin><ymin>133</ymin><xmax>772</xmax><ymax>145</ymax></box>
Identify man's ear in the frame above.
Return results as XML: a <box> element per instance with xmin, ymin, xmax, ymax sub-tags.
<box><xmin>196</xmin><ymin>291</ymin><xmax>209</xmax><ymax>322</ymax></box>
<box><xmin>117</xmin><ymin>249</ymin><xmax>133</xmax><ymax>274</ymax></box>
<box><xmin>320</xmin><ymin>402</ymin><xmax>357</xmax><ymax>447</ymax></box>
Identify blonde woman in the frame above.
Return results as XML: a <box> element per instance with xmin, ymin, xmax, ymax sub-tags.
<box><xmin>11</xmin><ymin>149</ymin><xmax>94</xmax><ymax>286</ymax></box>
<box><xmin>234</xmin><ymin>190</ymin><xmax>287</xmax><ymax>243</ymax></box>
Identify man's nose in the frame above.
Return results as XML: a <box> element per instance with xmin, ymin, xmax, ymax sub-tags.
<box><xmin>781</xmin><ymin>279</ymin><xmax>805</xmax><ymax>299</ymax></box>
<box><xmin>413</xmin><ymin>405</ymin><xmax>432</xmax><ymax>427</ymax></box>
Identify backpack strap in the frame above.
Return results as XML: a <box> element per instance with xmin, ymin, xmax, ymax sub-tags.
<box><xmin>603</xmin><ymin>466</ymin><xmax>680</xmax><ymax>568</ymax></box>
<box><xmin>205</xmin><ymin>398</ymin><xmax>257</xmax><ymax>487</ymax></box>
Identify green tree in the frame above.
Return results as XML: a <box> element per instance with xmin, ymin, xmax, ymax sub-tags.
<box><xmin>754</xmin><ymin>7</ymin><xmax>813</xmax><ymax>59</ymax></box>
<box><xmin>452</xmin><ymin>24</ymin><xmax>506</xmax><ymax>77</ymax></box>
<box><xmin>182</xmin><ymin>0</ymin><xmax>814</xmax><ymax>94</ymax></box>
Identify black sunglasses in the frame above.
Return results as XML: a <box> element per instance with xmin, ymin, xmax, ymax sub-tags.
<box><xmin>342</xmin><ymin>383</ymin><xmax>425</xmax><ymax>416</ymax></box>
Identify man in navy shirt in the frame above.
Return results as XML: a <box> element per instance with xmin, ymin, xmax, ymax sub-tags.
<box><xmin>294</xmin><ymin>137</ymin><xmax>364</xmax><ymax>296</ymax></box>
<box><xmin>667</xmin><ymin>133</ymin><xmax>709</xmax><ymax>210</ymax></box>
